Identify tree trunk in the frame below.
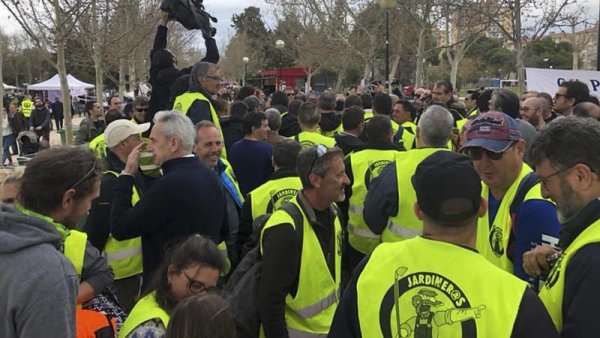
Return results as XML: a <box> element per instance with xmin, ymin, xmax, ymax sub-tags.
<box><xmin>415</xmin><ymin>28</ymin><xmax>426</xmax><ymax>87</ymax></box>
<box><xmin>0</xmin><ymin>26</ymin><xmax>5</xmax><ymax>155</ymax></box>
<box><xmin>514</xmin><ymin>0</ymin><xmax>526</xmax><ymax>95</ymax></box>
<box><xmin>118</xmin><ymin>57</ymin><xmax>126</xmax><ymax>99</ymax></box>
<box><xmin>92</xmin><ymin>0</ymin><xmax>104</xmax><ymax>102</ymax></box>
<box><xmin>572</xmin><ymin>51</ymin><xmax>579</xmax><ymax>70</ymax></box>
<box><xmin>54</xmin><ymin>0</ymin><xmax>73</xmax><ymax>145</ymax></box>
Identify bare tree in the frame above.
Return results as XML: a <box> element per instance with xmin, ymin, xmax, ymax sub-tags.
<box><xmin>1</xmin><ymin>0</ymin><xmax>93</xmax><ymax>144</ymax></box>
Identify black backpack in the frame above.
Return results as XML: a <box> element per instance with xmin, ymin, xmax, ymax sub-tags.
<box><xmin>225</xmin><ymin>202</ymin><xmax>304</xmax><ymax>338</ymax></box>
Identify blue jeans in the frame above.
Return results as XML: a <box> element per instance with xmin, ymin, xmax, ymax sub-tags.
<box><xmin>3</xmin><ymin>133</ymin><xmax>16</xmax><ymax>164</ymax></box>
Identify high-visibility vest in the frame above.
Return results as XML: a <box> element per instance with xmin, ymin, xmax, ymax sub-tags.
<box><xmin>219</xmin><ymin>158</ymin><xmax>244</xmax><ymax>208</ymax></box>
<box><xmin>382</xmin><ymin>148</ymin><xmax>450</xmax><ymax>243</ymax></box>
<box><xmin>89</xmin><ymin>134</ymin><xmax>107</xmax><ymax>159</ymax></box>
<box><xmin>539</xmin><ymin>218</ymin><xmax>600</xmax><ymax>332</ymax></box>
<box><xmin>319</xmin><ymin>124</ymin><xmax>343</xmax><ymax>138</ymax></box>
<box><xmin>364</xmin><ymin>112</ymin><xmax>400</xmax><ymax>135</ymax></box>
<box><xmin>172</xmin><ymin>91</ymin><xmax>226</xmax><ymax>159</ymax></box>
<box><xmin>249</xmin><ymin>176</ymin><xmax>303</xmax><ymax>219</ymax></box>
<box><xmin>119</xmin><ymin>292</ymin><xmax>169</xmax><ymax>338</ymax></box>
<box><xmin>357</xmin><ymin>236</ymin><xmax>526</xmax><ymax>338</ymax></box>
<box><xmin>293</xmin><ymin>131</ymin><xmax>336</xmax><ymax>148</ymax></box>
<box><xmin>348</xmin><ymin>148</ymin><xmax>398</xmax><ymax>254</ymax></box>
<box><xmin>476</xmin><ymin>164</ymin><xmax>545</xmax><ymax>273</ymax></box>
<box><xmin>21</xmin><ymin>99</ymin><xmax>33</xmax><ymax>118</ymax></box>
<box><xmin>102</xmin><ymin>171</ymin><xmax>143</xmax><ymax>280</ymax></box>
<box><xmin>400</xmin><ymin>121</ymin><xmax>417</xmax><ymax>150</ymax></box>
<box><xmin>260</xmin><ymin>195</ymin><xmax>342</xmax><ymax>336</ymax></box>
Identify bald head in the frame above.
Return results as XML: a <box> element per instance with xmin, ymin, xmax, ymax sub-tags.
<box><xmin>573</xmin><ymin>102</ymin><xmax>600</xmax><ymax>120</ymax></box>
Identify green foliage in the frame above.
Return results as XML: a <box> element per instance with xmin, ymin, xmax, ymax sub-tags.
<box><xmin>523</xmin><ymin>37</ymin><xmax>573</xmax><ymax>69</ymax></box>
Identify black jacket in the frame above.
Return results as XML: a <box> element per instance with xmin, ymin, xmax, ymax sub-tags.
<box><xmin>220</xmin><ymin>115</ymin><xmax>245</xmax><ymax>154</ymax></box>
<box><xmin>30</xmin><ymin>107</ymin><xmax>50</xmax><ymax>131</ymax></box>
<box><xmin>318</xmin><ymin>111</ymin><xmax>342</xmax><ymax>135</ymax></box>
<box><xmin>110</xmin><ymin>156</ymin><xmax>226</xmax><ymax>290</ymax></box>
<box><xmin>147</xmin><ymin>25</ymin><xmax>219</xmax><ymax>123</ymax></box>
<box><xmin>334</xmin><ymin>132</ymin><xmax>365</xmax><ymax>156</ymax></box>
<box><xmin>280</xmin><ymin>112</ymin><xmax>301</xmax><ymax>137</ymax></box>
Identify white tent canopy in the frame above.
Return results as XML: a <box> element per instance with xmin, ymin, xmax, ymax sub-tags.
<box><xmin>27</xmin><ymin>74</ymin><xmax>94</xmax><ymax>91</ymax></box>
<box><xmin>2</xmin><ymin>83</ymin><xmax>17</xmax><ymax>90</ymax></box>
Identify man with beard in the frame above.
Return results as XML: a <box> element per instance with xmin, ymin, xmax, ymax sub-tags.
<box><xmin>523</xmin><ymin>117</ymin><xmax>600</xmax><ymax>337</ymax></box>
<box><xmin>29</xmin><ymin>97</ymin><xmax>51</xmax><ymax>148</ymax></box>
<box><xmin>258</xmin><ymin>145</ymin><xmax>349</xmax><ymax>338</ymax></box>
<box><xmin>520</xmin><ymin>97</ymin><xmax>547</xmax><ymax>131</ymax></box>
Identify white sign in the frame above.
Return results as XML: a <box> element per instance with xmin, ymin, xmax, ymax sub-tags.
<box><xmin>526</xmin><ymin>68</ymin><xmax>600</xmax><ymax>99</ymax></box>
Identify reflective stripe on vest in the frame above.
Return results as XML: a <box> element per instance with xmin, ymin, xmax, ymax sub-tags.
<box><xmin>103</xmin><ymin>170</ymin><xmax>143</xmax><ymax>279</ymax></box>
<box><xmin>347</xmin><ymin>149</ymin><xmax>398</xmax><ymax>254</ymax></box>
<box><xmin>64</xmin><ymin>230</ymin><xmax>88</xmax><ymax>280</ymax></box>
<box><xmin>260</xmin><ymin>195</ymin><xmax>341</xmax><ymax>335</ymax></box>
<box><xmin>220</xmin><ymin>158</ymin><xmax>244</xmax><ymax>208</ymax></box>
<box><xmin>401</xmin><ymin>121</ymin><xmax>417</xmax><ymax>150</ymax></box>
<box><xmin>89</xmin><ymin>133</ymin><xmax>107</xmax><ymax>159</ymax></box>
<box><xmin>382</xmin><ymin>148</ymin><xmax>450</xmax><ymax>243</ymax></box>
<box><xmin>288</xmin><ymin>327</ymin><xmax>328</xmax><ymax>338</ymax></box>
<box><xmin>118</xmin><ymin>292</ymin><xmax>169</xmax><ymax>338</ymax></box>
<box><xmin>172</xmin><ymin>91</ymin><xmax>226</xmax><ymax>159</ymax></box>
<box><xmin>293</xmin><ymin>131</ymin><xmax>336</xmax><ymax>148</ymax></box>
<box><xmin>356</xmin><ymin>236</ymin><xmax>526</xmax><ymax>338</ymax></box>
<box><xmin>476</xmin><ymin>164</ymin><xmax>544</xmax><ymax>273</ymax></box>
<box><xmin>540</xmin><ymin>217</ymin><xmax>600</xmax><ymax>332</ymax></box>
<box><xmin>249</xmin><ymin>176</ymin><xmax>303</xmax><ymax>220</ymax></box>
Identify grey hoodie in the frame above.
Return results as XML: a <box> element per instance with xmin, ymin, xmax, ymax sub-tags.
<box><xmin>0</xmin><ymin>204</ymin><xmax>77</xmax><ymax>338</ymax></box>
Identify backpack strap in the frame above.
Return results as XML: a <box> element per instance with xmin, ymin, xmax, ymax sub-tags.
<box><xmin>280</xmin><ymin>202</ymin><xmax>304</xmax><ymax>249</ymax></box>
<box><xmin>507</xmin><ymin>172</ymin><xmax>540</xmax><ymax>261</ymax></box>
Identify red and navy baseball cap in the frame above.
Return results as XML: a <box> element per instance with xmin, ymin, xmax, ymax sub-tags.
<box><xmin>460</xmin><ymin>112</ymin><xmax>522</xmax><ymax>153</ymax></box>
<box><xmin>412</xmin><ymin>151</ymin><xmax>482</xmax><ymax>223</ymax></box>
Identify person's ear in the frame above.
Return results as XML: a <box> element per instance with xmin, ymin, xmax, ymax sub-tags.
<box><xmin>413</xmin><ymin>202</ymin><xmax>424</xmax><ymax>220</ymax></box>
<box><xmin>61</xmin><ymin>188</ymin><xmax>76</xmax><ymax>210</ymax></box>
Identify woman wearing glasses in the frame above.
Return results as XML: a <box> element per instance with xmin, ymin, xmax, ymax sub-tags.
<box><xmin>119</xmin><ymin>234</ymin><xmax>224</xmax><ymax>338</ymax></box>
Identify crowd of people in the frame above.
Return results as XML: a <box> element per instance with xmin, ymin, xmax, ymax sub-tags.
<box><xmin>2</xmin><ymin>8</ymin><xmax>600</xmax><ymax>338</ymax></box>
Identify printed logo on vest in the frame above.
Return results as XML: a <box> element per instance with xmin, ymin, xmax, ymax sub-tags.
<box><xmin>378</xmin><ymin>267</ymin><xmax>485</xmax><ymax>338</ymax></box>
<box><xmin>299</xmin><ymin>140</ymin><xmax>316</xmax><ymax>148</ymax></box>
<box><xmin>544</xmin><ymin>252</ymin><xmax>565</xmax><ymax>290</ymax></box>
<box><xmin>267</xmin><ymin>189</ymin><xmax>299</xmax><ymax>213</ymax></box>
<box><xmin>489</xmin><ymin>225</ymin><xmax>504</xmax><ymax>258</ymax></box>
<box><xmin>364</xmin><ymin>160</ymin><xmax>392</xmax><ymax>189</ymax></box>
<box><xmin>173</xmin><ymin>103</ymin><xmax>183</xmax><ymax>112</ymax></box>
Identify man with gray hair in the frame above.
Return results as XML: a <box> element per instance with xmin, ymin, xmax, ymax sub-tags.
<box><xmin>264</xmin><ymin>107</ymin><xmax>286</xmax><ymax>145</ymax></box>
<box><xmin>364</xmin><ymin>105</ymin><xmax>454</xmax><ymax>243</ymax></box>
<box><xmin>110</xmin><ymin>110</ymin><xmax>227</xmax><ymax>290</ymax></box>
<box><xmin>172</xmin><ymin>61</ymin><xmax>226</xmax><ymax>157</ymax></box>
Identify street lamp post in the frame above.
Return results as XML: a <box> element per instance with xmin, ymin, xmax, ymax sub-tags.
<box><xmin>242</xmin><ymin>57</ymin><xmax>249</xmax><ymax>86</ymax></box>
<box><xmin>379</xmin><ymin>0</ymin><xmax>395</xmax><ymax>94</ymax></box>
<box><xmin>275</xmin><ymin>40</ymin><xmax>285</xmax><ymax>91</ymax></box>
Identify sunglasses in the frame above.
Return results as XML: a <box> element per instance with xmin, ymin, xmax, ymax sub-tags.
<box><xmin>554</xmin><ymin>93</ymin><xmax>569</xmax><ymax>99</ymax></box>
<box><xmin>308</xmin><ymin>144</ymin><xmax>328</xmax><ymax>174</ymax></box>
<box><xmin>70</xmin><ymin>158</ymin><xmax>98</xmax><ymax>190</ymax></box>
<box><xmin>465</xmin><ymin>143</ymin><xmax>514</xmax><ymax>161</ymax></box>
<box><xmin>135</xmin><ymin>107</ymin><xmax>148</xmax><ymax>112</ymax></box>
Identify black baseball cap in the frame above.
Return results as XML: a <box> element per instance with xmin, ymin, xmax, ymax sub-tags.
<box><xmin>412</xmin><ymin>151</ymin><xmax>482</xmax><ymax>223</ymax></box>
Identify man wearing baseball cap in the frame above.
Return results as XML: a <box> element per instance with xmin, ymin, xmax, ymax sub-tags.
<box><xmin>84</xmin><ymin>119</ymin><xmax>150</xmax><ymax>313</ymax></box>
<box><xmin>460</xmin><ymin>112</ymin><xmax>561</xmax><ymax>283</ymax></box>
<box><xmin>329</xmin><ymin>151</ymin><xmax>557</xmax><ymax>338</ymax></box>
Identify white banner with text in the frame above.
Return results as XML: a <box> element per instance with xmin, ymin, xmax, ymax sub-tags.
<box><xmin>526</xmin><ymin>68</ymin><xmax>600</xmax><ymax>99</ymax></box>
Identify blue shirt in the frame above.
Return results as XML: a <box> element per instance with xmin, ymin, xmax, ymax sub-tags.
<box><xmin>487</xmin><ymin>192</ymin><xmax>562</xmax><ymax>283</ymax></box>
<box><xmin>229</xmin><ymin>139</ymin><xmax>273</xmax><ymax>196</ymax></box>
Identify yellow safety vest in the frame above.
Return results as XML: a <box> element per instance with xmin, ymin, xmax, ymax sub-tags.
<box><xmin>103</xmin><ymin>171</ymin><xmax>143</xmax><ymax>280</ymax></box>
<box><xmin>21</xmin><ymin>99</ymin><xmax>33</xmax><ymax>118</ymax></box>
<box><xmin>89</xmin><ymin>134</ymin><xmax>107</xmax><ymax>159</ymax></box>
<box><xmin>249</xmin><ymin>176</ymin><xmax>303</xmax><ymax>220</ymax></box>
<box><xmin>540</xmin><ymin>219</ymin><xmax>600</xmax><ymax>332</ymax></box>
<box><xmin>476</xmin><ymin>164</ymin><xmax>545</xmax><ymax>273</ymax></box>
<box><xmin>357</xmin><ymin>236</ymin><xmax>526</xmax><ymax>338</ymax></box>
<box><xmin>348</xmin><ymin>148</ymin><xmax>398</xmax><ymax>254</ymax></box>
<box><xmin>260</xmin><ymin>196</ymin><xmax>342</xmax><ymax>337</ymax></box>
<box><xmin>119</xmin><ymin>292</ymin><xmax>169</xmax><ymax>338</ymax></box>
<box><xmin>400</xmin><ymin>121</ymin><xmax>417</xmax><ymax>150</ymax></box>
<box><xmin>382</xmin><ymin>148</ymin><xmax>450</xmax><ymax>243</ymax></box>
<box><xmin>172</xmin><ymin>91</ymin><xmax>226</xmax><ymax>159</ymax></box>
<box><xmin>293</xmin><ymin>131</ymin><xmax>336</xmax><ymax>148</ymax></box>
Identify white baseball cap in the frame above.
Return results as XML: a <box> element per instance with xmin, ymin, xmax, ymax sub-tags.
<box><xmin>105</xmin><ymin>120</ymin><xmax>150</xmax><ymax>148</ymax></box>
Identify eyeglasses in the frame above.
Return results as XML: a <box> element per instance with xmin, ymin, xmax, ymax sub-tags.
<box><xmin>554</xmin><ymin>93</ymin><xmax>569</xmax><ymax>100</ymax></box>
<box><xmin>519</xmin><ymin>107</ymin><xmax>539</xmax><ymax>113</ymax></box>
<box><xmin>183</xmin><ymin>270</ymin><xmax>215</xmax><ymax>294</ymax></box>
<box><xmin>70</xmin><ymin>158</ymin><xmax>98</xmax><ymax>190</ymax></box>
<box><xmin>135</xmin><ymin>107</ymin><xmax>148</xmax><ymax>112</ymax></box>
<box><xmin>308</xmin><ymin>144</ymin><xmax>328</xmax><ymax>175</ymax></box>
<box><xmin>465</xmin><ymin>144</ymin><xmax>514</xmax><ymax>161</ymax></box>
<box><xmin>538</xmin><ymin>165</ymin><xmax>574</xmax><ymax>188</ymax></box>
<box><xmin>205</xmin><ymin>76</ymin><xmax>221</xmax><ymax>82</ymax></box>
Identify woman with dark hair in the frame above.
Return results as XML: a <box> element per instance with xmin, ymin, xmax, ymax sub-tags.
<box><xmin>269</xmin><ymin>91</ymin><xmax>289</xmax><ymax>114</ymax></box>
<box><xmin>165</xmin><ymin>293</ymin><xmax>236</xmax><ymax>338</ymax></box>
<box><xmin>119</xmin><ymin>234</ymin><xmax>224</xmax><ymax>338</ymax></box>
